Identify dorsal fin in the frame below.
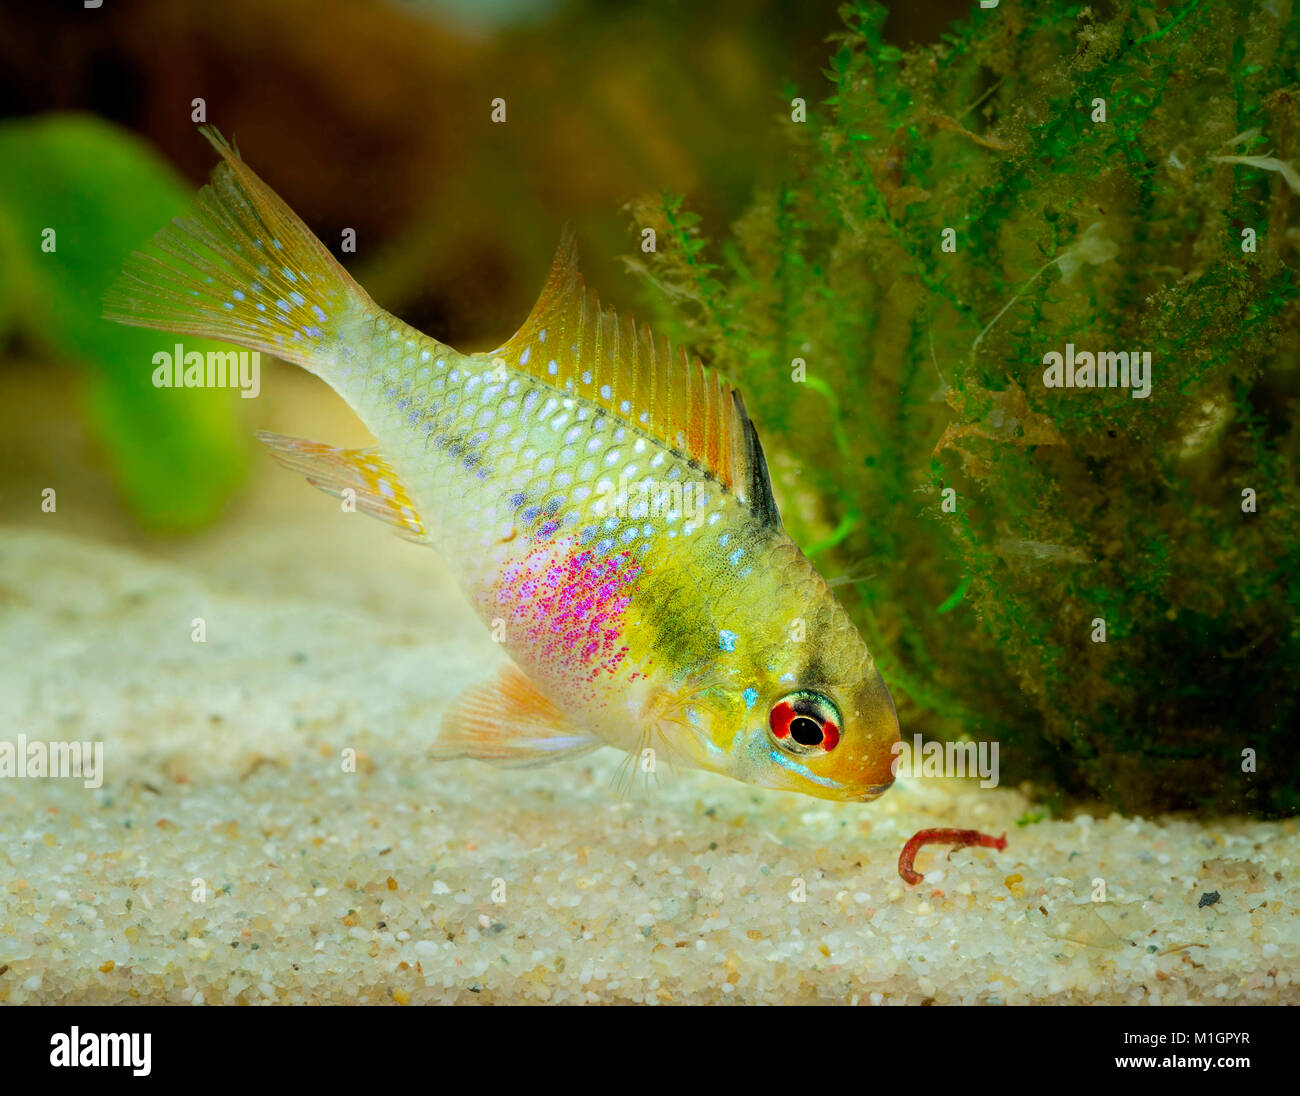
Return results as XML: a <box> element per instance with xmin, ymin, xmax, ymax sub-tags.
<box><xmin>731</xmin><ymin>389</ymin><xmax>781</xmax><ymax>530</ymax></box>
<box><xmin>498</xmin><ymin>229</ymin><xmax>781</xmax><ymax>530</ymax></box>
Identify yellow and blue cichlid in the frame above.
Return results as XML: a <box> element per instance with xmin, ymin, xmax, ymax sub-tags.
<box><xmin>104</xmin><ymin>128</ymin><xmax>900</xmax><ymax>802</ymax></box>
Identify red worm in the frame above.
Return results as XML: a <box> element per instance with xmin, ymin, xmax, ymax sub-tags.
<box><xmin>898</xmin><ymin>828</ymin><xmax>1007</xmax><ymax>885</ymax></box>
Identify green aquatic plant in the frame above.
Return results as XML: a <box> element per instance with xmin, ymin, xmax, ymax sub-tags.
<box><xmin>631</xmin><ymin>0</ymin><xmax>1300</xmax><ymax>816</ymax></box>
<box><xmin>0</xmin><ymin>115</ymin><xmax>249</xmax><ymax>532</ymax></box>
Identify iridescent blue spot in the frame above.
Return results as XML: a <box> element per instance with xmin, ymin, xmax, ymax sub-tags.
<box><xmin>313</xmin><ymin>305</ymin><xmax>328</xmax><ymax>322</ymax></box>
<box><xmin>289</xmin><ymin>291</ymin><xmax>306</xmax><ymax>306</ymax></box>
<box><xmin>520</xmin><ymin>346</ymin><xmax>531</xmax><ymax>366</ymax></box>
<box><xmin>232</xmin><ymin>290</ymin><xmax>245</xmax><ymax>301</ymax></box>
<box><xmin>742</xmin><ymin>687</ymin><xmax>758</xmax><ymax>710</ymax></box>
<box><xmin>275</xmin><ymin>299</ymin><xmax>290</xmax><ymax>312</ymax></box>
<box><xmin>767</xmin><ymin>748</ymin><xmax>839</xmax><ymax>789</ymax></box>
<box><xmin>729</xmin><ymin>548</ymin><xmax>744</xmax><ymax>566</ymax></box>
<box><xmin>538</xmin><ymin>520</ymin><xmax>560</xmax><ymax>537</ymax></box>
<box><xmin>283</xmin><ymin>267</ymin><xmax>298</xmax><ymax>282</ymax></box>
<box><xmin>718</xmin><ymin>629</ymin><xmax>738</xmax><ymax>652</ymax></box>
<box><xmin>547</xmin><ymin>360</ymin><xmax>558</xmax><ymax>376</ymax></box>
<box><xmin>223</xmin><ymin>302</ymin><xmax>234</xmax><ymax>310</ymax></box>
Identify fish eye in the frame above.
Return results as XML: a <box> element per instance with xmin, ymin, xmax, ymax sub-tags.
<box><xmin>768</xmin><ymin>690</ymin><xmax>841</xmax><ymax>755</ymax></box>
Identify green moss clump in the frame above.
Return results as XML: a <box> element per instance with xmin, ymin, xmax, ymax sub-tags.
<box><xmin>633</xmin><ymin>0</ymin><xmax>1300</xmax><ymax>816</ymax></box>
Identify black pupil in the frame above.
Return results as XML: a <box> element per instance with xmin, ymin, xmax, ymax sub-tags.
<box><xmin>789</xmin><ymin>715</ymin><xmax>824</xmax><ymax>746</ymax></box>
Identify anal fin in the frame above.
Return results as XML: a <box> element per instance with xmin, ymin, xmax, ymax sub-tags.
<box><xmin>257</xmin><ymin>431</ymin><xmax>427</xmax><ymax>541</ymax></box>
<box><xmin>431</xmin><ymin>663</ymin><xmax>603</xmax><ymax>768</ymax></box>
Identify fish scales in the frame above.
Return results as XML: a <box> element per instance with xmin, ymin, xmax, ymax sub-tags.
<box><xmin>104</xmin><ymin>127</ymin><xmax>900</xmax><ymax>800</ymax></box>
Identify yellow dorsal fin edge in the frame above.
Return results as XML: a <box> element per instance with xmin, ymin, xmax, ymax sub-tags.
<box><xmin>500</xmin><ymin>231</ymin><xmax>781</xmax><ymax>530</ymax></box>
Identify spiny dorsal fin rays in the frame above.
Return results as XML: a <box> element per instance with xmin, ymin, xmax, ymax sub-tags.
<box><xmin>501</xmin><ymin>230</ymin><xmax>780</xmax><ymax>528</ymax></box>
<box><xmin>731</xmin><ymin>389</ymin><xmax>780</xmax><ymax>530</ymax></box>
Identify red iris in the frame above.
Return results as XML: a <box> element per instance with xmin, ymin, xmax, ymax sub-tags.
<box><xmin>769</xmin><ymin>700</ymin><xmax>840</xmax><ymax>751</ymax></box>
<box><xmin>769</xmin><ymin>700</ymin><xmax>797</xmax><ymax>739</ymax></box>
<box><xmin>819</xmin><ymin>719</ymin><xmax>841</xmax><ymax>752</ymax></box>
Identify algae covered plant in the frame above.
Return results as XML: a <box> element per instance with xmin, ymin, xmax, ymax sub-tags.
<box><xmin>629</xmin><ymin>0</ymin><xmax>1300</xmax><ymax>817</ymax></box>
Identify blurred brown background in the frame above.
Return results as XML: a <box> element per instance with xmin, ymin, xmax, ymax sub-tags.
<box><xmin>0</xmin><ymin>0</ymin><xmax>967</xmax><ymax>347</ymax></box>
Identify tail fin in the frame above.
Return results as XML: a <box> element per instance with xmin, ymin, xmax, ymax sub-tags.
<box><xmin>103</xmin><ymin>126</ymin><xmax>370</xmax><ymax>375</ymax></box>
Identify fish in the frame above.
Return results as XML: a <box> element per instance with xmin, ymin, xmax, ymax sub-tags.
<box><xmin>104</xmin><ymin>127</ymin><xmax>900</xmax><ymax>802</ymax></box>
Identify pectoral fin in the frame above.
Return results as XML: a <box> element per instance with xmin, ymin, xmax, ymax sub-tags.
<box><xmin>256</xmin><ymin>431</ymin><xmax>427</xmax><ymax>542</ymax></box>
<box><xmin>431</xmin><ymin>663</ymin><xmax>603</xmax><ymax>768</ymax></box>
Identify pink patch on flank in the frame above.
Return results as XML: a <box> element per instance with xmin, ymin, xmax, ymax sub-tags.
<box><xmin>493</xmin><ymin>543</ymin><xmax>641</xmax><ymax>678</ymax></box>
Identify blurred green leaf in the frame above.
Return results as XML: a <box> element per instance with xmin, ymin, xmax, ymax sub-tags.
<box><xmin>0</xmin><ymin>113</ymin><xmax>249</xmax><ymax>532</ymax></box>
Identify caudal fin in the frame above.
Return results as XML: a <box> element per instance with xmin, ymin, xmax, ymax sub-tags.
<box><xmin>103</xmin><ymin>126</ymin><xmax>370</xmax><ymax>375</ymax></box>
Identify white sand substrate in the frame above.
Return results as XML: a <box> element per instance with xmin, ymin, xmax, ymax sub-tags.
<box><xmin>1</xmin><ymin>368</ymin><xmax>1294</xmax><ymax>1004</ymax></box>
<box><xmin>1</xmin><ymin>524</ymin><xmax>1295</xmax><ymax>1005</ymax></box>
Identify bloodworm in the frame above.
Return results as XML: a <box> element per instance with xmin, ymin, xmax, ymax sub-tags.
<box><xmin>898</xmin><ymin>828</ymin><xmax>1007</xmax><ymax>885</ymax></box>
